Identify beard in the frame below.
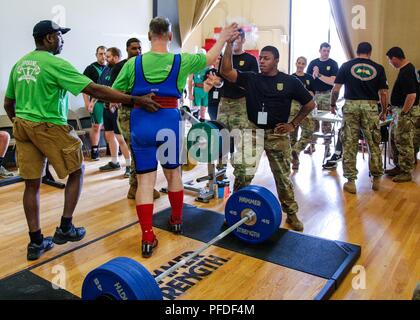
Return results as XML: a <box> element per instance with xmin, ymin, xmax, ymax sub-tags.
<box><xmin>53</xmin><ymin>45</ymin><xmax>63</xmax><ymax>55</ymax></box>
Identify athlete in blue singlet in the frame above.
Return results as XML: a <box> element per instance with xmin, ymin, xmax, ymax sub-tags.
<box><xmin>113</xmin><ymin>17</ymin><xmax>238</xmax><ymax>258</ymax></box>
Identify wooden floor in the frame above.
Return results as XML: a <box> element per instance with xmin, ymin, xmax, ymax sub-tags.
<box><xmin>0</xmin><ymin>148</ymin><xmax>419</xmax><ymax>300</ymax></box>
<box><xmin>31</xmin><ymin>225</ymin><xmax>327</xmax><ymax>300</ymax></box>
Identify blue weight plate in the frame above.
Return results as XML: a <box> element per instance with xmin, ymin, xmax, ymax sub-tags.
<box><xmin>225</xmin><ymin>185</ymin><xmax>282</xmax><ymax>244</ymax></box>
<box><xmin>110</xmin><ymin>258</ymin><xmax>156</xmax><ymax>301</ymax></box>
<box><xmin>239</xmin><ymin>185</ymin><xmax>282</xmax><ymax>237</ymax></box>
<box><xmin>240</xmin><ymin>185</ymin><xmax>282</xmax><ymax>229</ymax></box>
<box><xmin>82</xmin><ymin>259</ymin><xmax>150</xmax><ymax>300</ymax></box>
<box><xmin>113</xmin><ymin>257</ymin><xmax>163</xmax><ymax>301</ymax></box>
<box><xmin>107</xmin><ymin>261</ymin><xmax>151</xmax><ymax>300</ymax></box>
<box><xmin>82</xmin><ymin>260</ymin><xmax>148</xmax><ymax>300</ymax></box>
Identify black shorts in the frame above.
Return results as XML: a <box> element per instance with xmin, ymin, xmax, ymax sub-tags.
<box><xmin>103</xmin><ymin>108</ymin><xmax>121</xmax><ymax>135</ymax></box>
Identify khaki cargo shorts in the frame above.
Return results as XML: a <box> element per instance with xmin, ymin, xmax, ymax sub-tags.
<box><xmin>13</xmin><ymin>118</ymin><xmax>83</xmax><ymax>180</ymax></box>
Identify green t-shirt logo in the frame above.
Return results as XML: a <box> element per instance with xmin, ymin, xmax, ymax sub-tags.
<box><xmin>351</xmin><ymin>63</ymin><xmax>377</xmax><ymax>81</ymax></box>
<box><xmin>17</xmin><ymin>61</ymin><xmax>41</xmax><ymax>84</ymax></box>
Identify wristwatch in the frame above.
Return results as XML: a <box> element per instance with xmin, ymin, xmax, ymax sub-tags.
<box><xmin>214</xmin><ymin>81</ymin><xmax>224</xmax><ymax>89</ymax></box>
<box><xmin>318</xmin><ymin>74</ymin><xmax>323</xmax><ymax>79</ymax></box>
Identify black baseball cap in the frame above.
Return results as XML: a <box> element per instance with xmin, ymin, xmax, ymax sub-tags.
<box><xmin>33</xmin><ymin>20</ymin><xmax>71</xmax><ymax>38</ymax></box>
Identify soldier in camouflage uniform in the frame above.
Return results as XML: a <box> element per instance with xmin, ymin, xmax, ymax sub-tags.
<box><xmin>385</xmin><ymin>47</ymin><xmax>420</xmax><ymax>183</ymax></box>
<box><xmin>217</xmin><ymin>28</ymin><xmax>259</xmax><ymax>191</ymax></box>
<box><xmin>289</xmin><ymin>101</ymin><xmax>314</xmax><ymax>160</ymax></box>
<box><xmin>389</xmin><ymin>108</ymin><xmax>419</xmax><ymax>177</ymax></box>
<box><xmin>306</xmin><ymin>43</ymin><xmax>339</xmax><ymax>155</ymax></box>
<box><xmin>413</xmin><ymin>70</ymin><xmax>420</xmax><ymax>164</ymax></box>
<box><xmin>289</xmin><ymin>57</ymin><xmax>315</xmax><ymax>170</ymax></box>
<box><xmin>218</xmin><ymin>97</ymin><xmax>256</xmax><ymax>187</ymax></box>
<box><xmin>331</xmin><ymin>43</ymin><xmax>389</xmax><ymax>194</ymax></box>
<box><xmin>221</xmin><ymin>43</ymin><xmax>316</xmax><ymax>232</ymax></box>
<box><xmin>314</xmin><ymin>92</ymin><xmax>333</xmax><ymax>147</ymax></box>
<box><xmin>117</xmin><ymin>106</ymin><xmax>137</xmax><ymax>188</ymax></box>
<box><xmin>253</xmin><ymin>128</ymin><xmax>300</xmax><ymax>219</ymax></box>
<box><xmin>414</xmin><ymin>105</ymin><xmax>420</xmax><ymax>164</ymax></box>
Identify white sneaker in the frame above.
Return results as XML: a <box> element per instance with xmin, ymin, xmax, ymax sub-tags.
<box><xmin>0</xmin><ymin>166</ymin><xmax>15</xmax><ymax>178</ymax></box>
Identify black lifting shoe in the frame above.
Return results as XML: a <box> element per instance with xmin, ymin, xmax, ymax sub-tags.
<box><xmin>53</xmin><ymin>225</ymin><xmax>86</xmax><ymax>245</ymax></box>
<box><xmin>142</xmin><ymin>238</ymin><xmax>159</xmax><ymax>259</ymax></box>
<box><xmin>169</xmin><ymin>218</ymin><xmax>183</xmax><ymax>235</ymax></box>
<box><xmin>27</xmin><ymin>237</ymin><xmax>54</xmax><ymax>261</ymax></box>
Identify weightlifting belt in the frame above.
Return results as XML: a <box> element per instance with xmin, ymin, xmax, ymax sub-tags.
<box><xmin>134</xmin><ymin>96</ymin><xmax>178</xmax><ymax>109</ymax></box>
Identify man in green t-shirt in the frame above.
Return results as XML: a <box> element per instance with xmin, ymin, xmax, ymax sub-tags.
<box><xmin>83</xmin><ymin>46</ymin><xmax>107</xmax><ymax>161</ymax></box>
<box><xmin>188</xmin><ymin>65</ymin><xmax>210</xmax><ymax>121</ymax></box>
<box><xmin>113</xmin><ymin>17</ymin><xmax>239</xmax><ymax>258</ymax></box>
<box><xmin>3</xmin><ymin>20</ymin><xmax>160</xmax><ymax>261</ymax></box>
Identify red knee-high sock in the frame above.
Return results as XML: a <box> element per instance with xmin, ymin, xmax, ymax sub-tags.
<box><xmin>168</xmin><ymin>190</ymin><xmax>184</xmax><ymax>223</ymax></box>
<box><xmin>136</xmin><ymin>204</ymin><xmax>155</xmax><ymax>243</ymax></box>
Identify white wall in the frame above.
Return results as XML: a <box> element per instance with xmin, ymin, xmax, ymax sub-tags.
<box><xmin>0</xmin><ymin>0</ymin><xmax>153</xmax><ymax>114</ymax></box>
<box><xmin>183</xmin><ymin>24</ymin><xmax>204</xmax><ymax>54</ymax></box>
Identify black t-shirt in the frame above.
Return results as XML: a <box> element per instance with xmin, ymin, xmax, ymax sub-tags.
<box><xmin>222</xmin><ymin>52</ymin><xmax>259</xmax><ymax>99</ymax></box>
<box><xmin>98</xmin><ymin>66</ymin><xmax>113</xmax><ymax>87</ymax></box>
<box><xmin>236</xmin><ymin>71</ymin><xmax>313</xmax><ymax>129</ymax></box>
<box><xmin>307</xmin><ymin>58</ymin><xmax>339</xmax><ymax>92</ymax></box>
<box><xmin>292</xmin><ymin>73</ymin><xmax>315</xmax><ymax>94</ymax></box>
<box><xmin>205</xmin><ymin>67</ymin><xmax>222</xmax><ymax>106</ymax></box>
<box><xmin>335</xmin><ymin>58</ymin><xmax>388</xmax><ymax>100</ymax></box>
<box><xmin>110</xmin><ymin>59</ymin><xmax>128</xmax><ymax>85</ymax></box>
<box><xmin>391</xmin><ymin>63</ymin><xmax>420</xmax><ymax>107</ymax></box>
<box><xmin>97</xmin><ymin>67</ymin><xmax>114</xmax><ymax>104</ymax></box>
<box><xmin>83</xmin><ymin>62</ymin><xmax>106</xmax><ymax>84</ymax></box>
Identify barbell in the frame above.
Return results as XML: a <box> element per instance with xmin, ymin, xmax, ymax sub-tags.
<box><xmin>81</xmin><ymin>185</ymin><xmax>282</xmax><ymax>300</ymax></box>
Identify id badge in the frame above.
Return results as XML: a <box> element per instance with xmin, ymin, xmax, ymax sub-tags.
<box><xmin>213</xmin><ymin>91</ymin><xmax>219</xmax><ymax>100</ymax></box>
<box><xmin>258</xmin><ymin>112</ymin><xmax>268</xmax><ymax>125</ymax></box>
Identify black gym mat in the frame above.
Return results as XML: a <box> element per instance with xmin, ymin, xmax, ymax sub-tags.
<box><xmin>0</xmin><ymin>271</ymin><xmax>78</xmax><ymax>300</ymax></box>
<box><xmin>154</xmin><ymin>205</ymin><xmax>361</xmax><ymax>300</ymax></box>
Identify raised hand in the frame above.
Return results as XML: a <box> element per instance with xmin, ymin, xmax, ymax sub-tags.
<box><xmin>220</xmin><ymin>23</ymin><xmax>240</xmax><ymax>43</ymax></box>
<box><xmin>208</xmin><ymin>72</ymin><xmax>222</xmax><ymax>86</ymax></box>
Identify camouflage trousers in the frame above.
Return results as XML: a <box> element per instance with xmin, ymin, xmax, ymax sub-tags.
<box><xmin>289</xmin><ymin>100</ymin><xmax>315</xmax><ymax>154</ymax></box>
<box><xmin>118</xmin><ymin>106</ymin><xmax>137</xmax><ymax>188</ymax></box>
<box><xmin>390</xmin><ymin>105</ymin><xmax>419</xmax><ymax>174</ymax></box>
<box><xmin>342</xmin><ymin>100</ymin><xmax>383</xmax><ymax>181</ymax></box>
<box><xmin>312</xmin><ymin>92</ymin><xmax>333</xmax><ymax>144</ymax></box>
<box><xmin>413</xmin><ymin>105</ymin><xmax>420</xmax><ymax>157</ymax></box>
<box><xmin>243</xmin><ymin>125</ymin><xmax>298</xmax><ymax>216</ymax></box>
<box><xmin>217</xmin><ymin>97</ymin><xmax>255</xmax><ymax>187</ymax></box>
